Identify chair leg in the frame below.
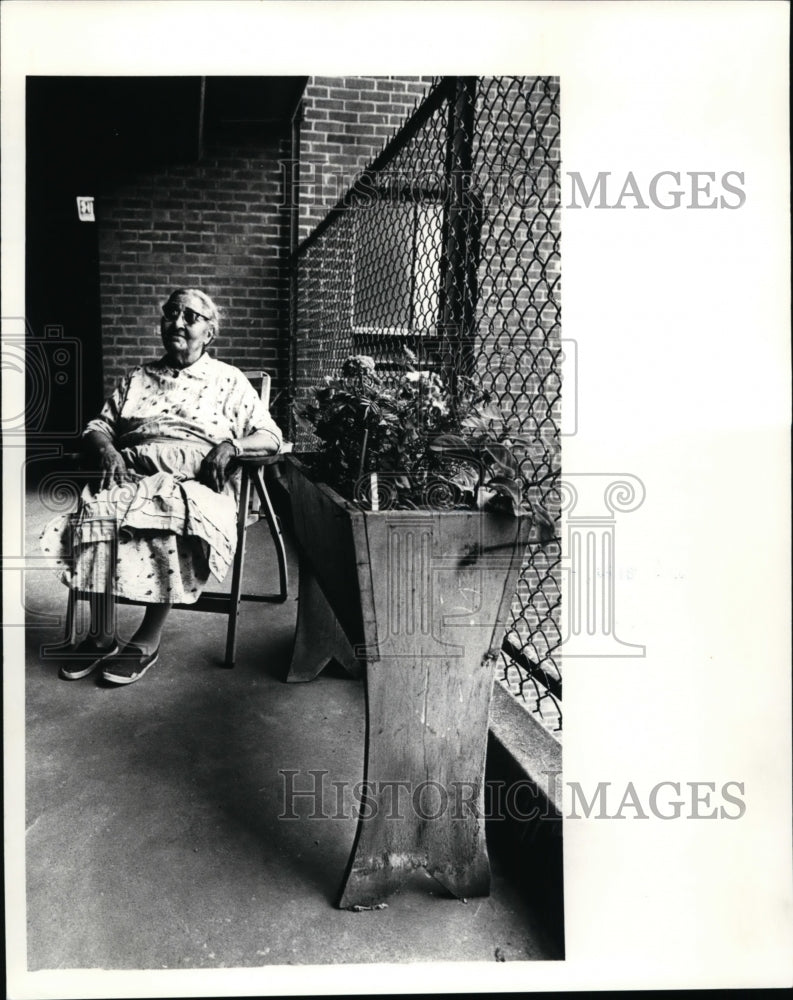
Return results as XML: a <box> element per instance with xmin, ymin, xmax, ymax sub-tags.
<box><xmin>253</xmin><ymin>468</ymin><xmax>288</xmax><ymax>601</ymax></box>
<box><xmin>90</xmin><ymin>539</ymin><xmax>118</xmax><ymax>645</ymax></box>
<box><xmin>65</xmin><ymin>588</ymin><xmax>79</xmax><ymax>646</ymax></box>
<box><xmin>41</xmin><ymin>587</ymin><xmax>81</xmax><ymax>660</ymax></box>
<box><xmin>225</xmin><ymin>468</ymin><xmax>252</xmax><ymax>668</ymax></box>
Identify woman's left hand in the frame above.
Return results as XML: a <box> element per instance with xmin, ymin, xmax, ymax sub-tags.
<box><xmin>199</xmin><ymin>441</ymin><xmax>236</xmax><ymax>493</ymax></box>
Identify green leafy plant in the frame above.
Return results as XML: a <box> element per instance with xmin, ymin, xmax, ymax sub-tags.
<box><xmin>295</xmin><ymin>350</ymin><xmax>557</xmax><ymax>531</ymax></box>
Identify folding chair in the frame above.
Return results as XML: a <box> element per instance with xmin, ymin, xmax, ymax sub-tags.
<box><xmin>56</xmin><ymin>370</ymin><xmax>289</xmax><ymax>668</ymax></box>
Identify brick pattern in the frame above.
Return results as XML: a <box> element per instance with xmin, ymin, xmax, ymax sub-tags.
<box><xmin>96</xmin><ymin>78</ymin><xmax>433</xmax><ymax>421</ymax></box>
<box><xmin>97</xmin><ymin>134</ymin><xmax>291</xmax><ymax>421</ymax></box>
<box><xmin>298</xmin><ymin>76</ymin><xmax>434</xmax><ymax>238</ymax></box>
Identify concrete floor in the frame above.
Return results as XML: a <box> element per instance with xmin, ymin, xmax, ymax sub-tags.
<box><xmin>23</xmin><ymin>486</ymin><xmax>562</xmax><ymax>970</ymax></box>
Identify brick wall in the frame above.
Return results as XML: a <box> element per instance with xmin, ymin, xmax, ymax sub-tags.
<box><xmin>298</xmin><ymin>76</ymin><xmax>434</xmax><ymax>238</ymax></box>
<box><xmin>97</xmin><ymin>132</ymin><xmax>291</xmax><ymax>419</ymax></box>
<box><xmin>96</xmin><ymin>77</ymin><xmax>433</xmax><ymax>416</ymax></box>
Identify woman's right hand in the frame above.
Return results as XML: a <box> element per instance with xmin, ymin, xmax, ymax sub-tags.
<box><xmin>95</xmin><ymin>443</ymin><xmax>129</xmax><ymax>493</ymax></box>
<box><xmin>83</xmin><ymin>429</ymin><xmax>128</xmax><ymax>493</ymax></box>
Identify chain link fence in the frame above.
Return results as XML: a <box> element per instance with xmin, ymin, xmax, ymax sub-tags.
<box><xmin>290</xmin><ymin>77</ymin><xmax>562</xmax><ymax>734</ymax></box>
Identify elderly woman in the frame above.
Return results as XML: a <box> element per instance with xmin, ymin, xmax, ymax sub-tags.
<box><xmin>41</xmin><ymin>288</ymin><xmax>282</xmax><ymax>685</ymax></box>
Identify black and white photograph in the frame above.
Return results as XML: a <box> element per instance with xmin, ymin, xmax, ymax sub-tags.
<box><xmin>22</xmin><ymin>68</ymin><xmax>564</xmax><ymax>968</ymax></box>
<box><xmin>3</xmin><ymin>2</ymin><xmax>791</xmax><ymax>996</ymax></box>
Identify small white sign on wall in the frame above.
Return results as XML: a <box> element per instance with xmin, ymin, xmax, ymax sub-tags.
<box><xmin>76</xmin><ymin>196</ymin><xmax>95</xmax><ymax>221</ymax></box>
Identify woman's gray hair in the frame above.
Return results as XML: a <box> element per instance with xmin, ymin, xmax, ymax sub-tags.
<box><xmin>164</xmin><ymin>288</ymin><xmax>220</xmax><ymax>334</ymax></box>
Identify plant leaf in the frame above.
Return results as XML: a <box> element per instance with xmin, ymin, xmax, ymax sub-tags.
<box><xmin>485</xmin><ymin>475</ymin><xmax>523</xmax><ymax>514</ymax></box>
<box><xmin>460</xmin><ymin>414</ymin><xmax>489</xmax><ymax>433</ymax></box>
<box><xmin>528</xmin><ymin>501</ymin><xmax>556</xmax><ymax>538</ymax></box>
<box><xmin>450</xmin><ymin>465</ymin><xmax>479</xmax><ymax>492</ymax></box>
<box><xmin>476</xmin><ymin>401</ymin><xmax>504</xmax><ymax>422</ymax></box>
<box><xmin>428</xmin><ymin>433</ymin><xmax>473</xmax><ymax>456</ymax></box>
<box><xmin>484</xmin><ymin>443</ymin><xmax>519</xmax><ymax>476</ymax></box>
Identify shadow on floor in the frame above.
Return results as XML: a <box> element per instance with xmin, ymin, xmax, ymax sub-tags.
<box><xmin>23</xmin><ymin>486</ymin><xmax>564</xmax><ymax>969</ymax></box>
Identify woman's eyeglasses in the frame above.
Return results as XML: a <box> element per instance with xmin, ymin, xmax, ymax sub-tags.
<box><xmin>162</xmin><ymin>304</ymin><xmax>209</xmax><ymax>326</ymax></box>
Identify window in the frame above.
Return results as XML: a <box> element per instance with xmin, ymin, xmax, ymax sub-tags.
<box><xmin>351</xmin><ymin>200</ymin><xmax>443</xmax><ymax>338</ymax></box>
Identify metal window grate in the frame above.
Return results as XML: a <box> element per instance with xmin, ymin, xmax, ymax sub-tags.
<box><xmin>290</xmin><ymin>77</ymin><xmax>562</xmax><ymax>733</ymax></box>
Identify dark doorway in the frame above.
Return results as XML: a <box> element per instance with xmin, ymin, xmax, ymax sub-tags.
<box><xmin>25</xmin><ymin>76</ymin><xmax>307</xmax><ymax>474</ymax></box>
<box><xmin>24</xmin><ymin>76</ymin><xmax>212</xmax><ymax>469</ymax></box>
<box><xmin>26</xmin><ymin>79</ymin><xmax>107</xmax><ymax>463</ymax></box>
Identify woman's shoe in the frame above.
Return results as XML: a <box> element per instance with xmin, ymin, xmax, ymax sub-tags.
<box><xmin>59</xmin><ymin>640</ymin><xmax>120</xmax><ymax>681</ymax></box>
<box><xmin>101</xmin><ymin>643</ymin><xmax>160</xmax><ymax>685</ymax></box>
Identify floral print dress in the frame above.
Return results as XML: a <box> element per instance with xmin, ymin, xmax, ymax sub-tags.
<box><xmin>40</xmin><ymin>353</ymin><xmax>282</xmax><ymax>604</ymax></box>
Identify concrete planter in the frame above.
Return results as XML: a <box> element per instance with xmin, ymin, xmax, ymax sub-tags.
<box><xmin>283</xmin><ymin>455</ymin><xmax>533</xmax><ymax>908</ymax></box>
